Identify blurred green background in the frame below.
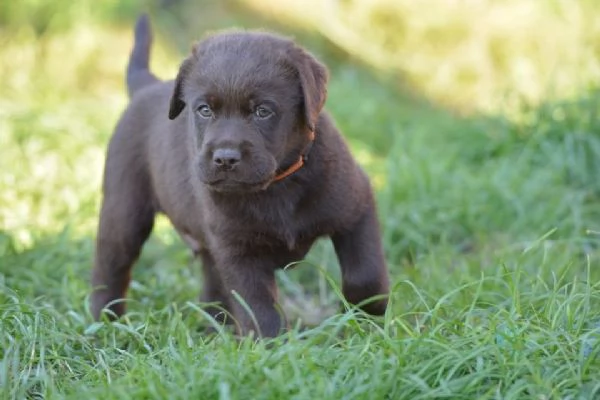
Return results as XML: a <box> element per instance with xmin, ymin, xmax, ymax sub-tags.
<box><xmin>2</xmin><ymin>0</ymin><xmax>599</xmax><ymax>247</ymax></box>
<box><xmin>2</xmin><ymin>1</ymin><xmax>600</xmax><ymax>397</ymax></box>
<box><xmin>3</xmin><ymin>0</ymin><xmax>600</xmax><ymax>322</ymax></box>
<box><xmin>2</xmin><ymin>0</ymin><xmax>600</xmax><ymax>318</ymax></box>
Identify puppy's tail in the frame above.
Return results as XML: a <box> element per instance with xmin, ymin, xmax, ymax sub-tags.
<box><xmin>126</xmin><ymin>14</ymin><xmax>159</xmax><ymax>98</ymax></box>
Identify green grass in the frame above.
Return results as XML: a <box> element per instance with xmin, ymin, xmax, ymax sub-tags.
<box><xmin>2</xmin><ymin>1</ymin><xmax>600</xmax><ymax>398</ymax></box>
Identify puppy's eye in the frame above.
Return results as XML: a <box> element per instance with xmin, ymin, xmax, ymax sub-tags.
<box><xmin>196</xmin><ymin>105</ymin><xmax>213</xmax><ymax>119</ymax></box>
<box><xmin>254</xmin><ymin>105</ymin><xmax>273</xmax><ymax>119</ymax></box>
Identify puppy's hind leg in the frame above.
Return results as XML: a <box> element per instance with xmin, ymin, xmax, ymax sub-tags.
<box><xmin>90</xmin><ymin>159</ymin><xmax>155</xmax><ymax>320</ymax></box>
<box><xmin>332</xmin><ymin>195</ymin><xmax>390</xmax><ymax>316</ymax></box>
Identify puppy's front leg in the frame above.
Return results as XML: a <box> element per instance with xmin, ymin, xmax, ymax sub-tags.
<box><xmin>198</xmin><ymin>249</ymin><xmax>232</xmax><ymax>323</ymax></box>
<box><xmin>218</xmin><ymin>257</ymin><xmax>283</xmax><ymax>337</ymax></box>
<box><xmin>332</xmin><ymin>199</ymin><xmax>389</xmax><ymax>315</ymax></box>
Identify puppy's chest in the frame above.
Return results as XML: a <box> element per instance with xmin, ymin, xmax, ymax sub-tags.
<box><xmin>211</xmin><ymin>198</ymin><xmax>317</xmax><ymax>251</ymax></box>
<box><xmin>253</xmin><ymin>203</ymin><xmax>301</xmax><ymax>248</ymax></box>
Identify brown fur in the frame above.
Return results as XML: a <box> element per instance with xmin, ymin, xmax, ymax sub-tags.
<box><xmin>90</xmin><ymin>15</ymin><xmax>389</xmax><ymax>337</ymax></box>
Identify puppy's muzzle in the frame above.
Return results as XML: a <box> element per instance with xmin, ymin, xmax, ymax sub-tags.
<box><xmin>212</xmin><ymin>148</ymin><xmax>241</xmax><ymax>171</ymax></box>
<box><xmin>198</xmin><ymin>140</ymin><xmax>273</xmax><ymax>193</ymax></box>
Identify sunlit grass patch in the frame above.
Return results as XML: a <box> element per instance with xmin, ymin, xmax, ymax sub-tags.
<box><xmin>0</xmin><ymin>15</ymin><xmax>179</xmax><ymax>245</ymax></box>
<box><xmin>241</xmin><ymin>0</ymin><xmax>600</xmax><ymax>113</ymax></box>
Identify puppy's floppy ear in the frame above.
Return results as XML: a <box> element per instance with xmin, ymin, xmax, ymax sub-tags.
<box><xmin>168</xmin><ymin>46</ymin><xmax>199</xmax><ymax>120</ymax></box>
<box><xmin>290</xmin><ymin>46</ymin><xmax>328</xmax><ymax>132</ymax></box>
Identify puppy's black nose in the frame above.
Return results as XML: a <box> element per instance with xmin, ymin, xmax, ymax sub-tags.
<box><xmin>212</xmin><ymin>148</ymin><xmax>241</xmax><ymax>170</ymax></box>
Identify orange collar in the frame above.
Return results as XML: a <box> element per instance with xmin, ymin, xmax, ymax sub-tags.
<box><xmin>272</xmin><ymin>156</ymin><xmax>305</xmax><ymax>182</ymax></box>
<box><xmin>271</xmin><ymin>130</ymin><xmax>315</xmax><ymax>183</ymax></box>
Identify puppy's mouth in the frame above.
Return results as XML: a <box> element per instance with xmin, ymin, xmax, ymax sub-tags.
<box><xmin>203</xmin><ymin>179</ymin><xmax>271</xmax><ymax>193</ymax></box>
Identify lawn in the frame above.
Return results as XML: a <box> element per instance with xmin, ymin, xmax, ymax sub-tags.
<box><xmin>2</xmin><ymin>1</ymin><xmax>600</xmax><ymax>398</ymax></box>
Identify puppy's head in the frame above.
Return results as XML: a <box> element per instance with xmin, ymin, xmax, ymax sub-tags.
<box><xmin>168</xmin><ymin>31</ymin><xmax>328</xmax><ymax>193</ymax></box>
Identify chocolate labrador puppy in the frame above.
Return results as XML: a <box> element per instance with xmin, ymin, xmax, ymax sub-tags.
<box><xmin>91</xmin><ymin>15</ymin><xmax>389</xmax><ymax>337</ymax></box>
